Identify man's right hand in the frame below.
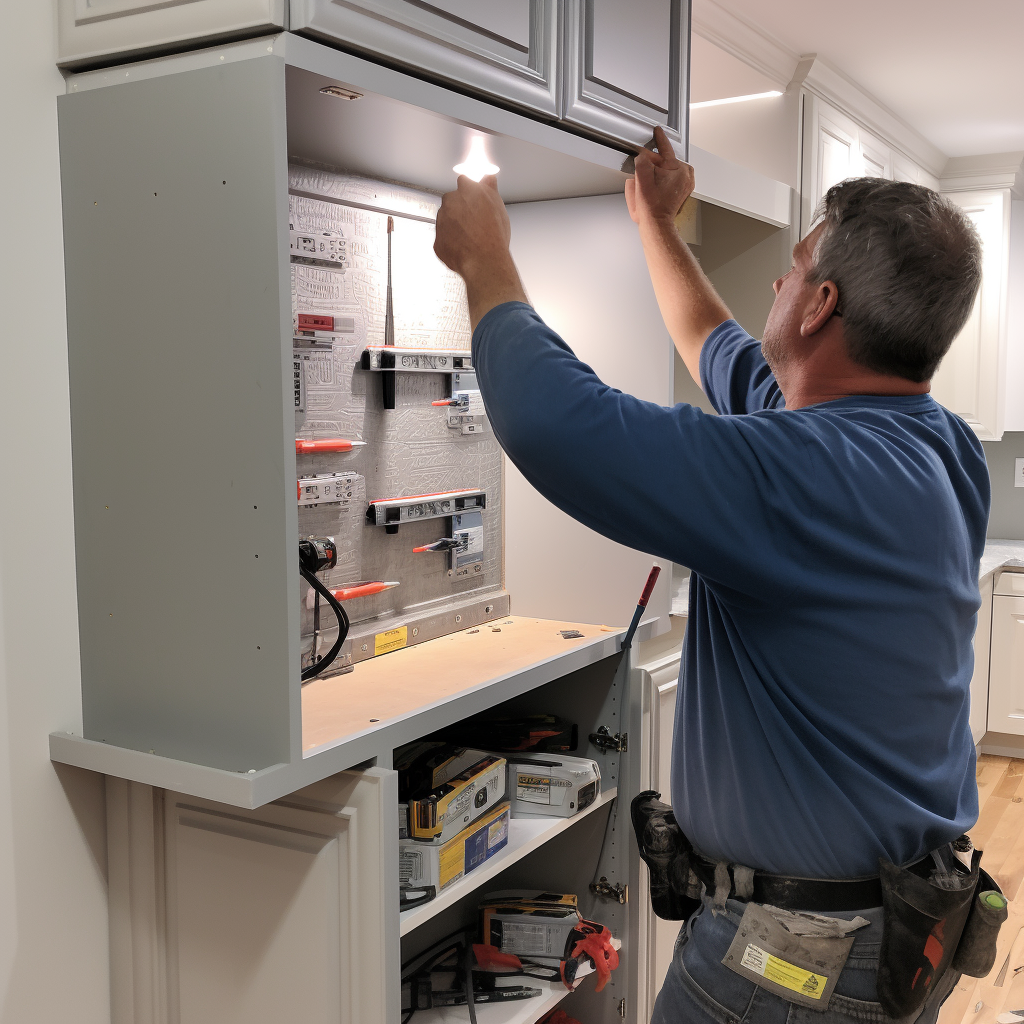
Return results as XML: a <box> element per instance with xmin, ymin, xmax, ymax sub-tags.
<box><xmin>626</xmin><ymin>125</ymin><xmax>696</xmax><ymax>227</ymax></box>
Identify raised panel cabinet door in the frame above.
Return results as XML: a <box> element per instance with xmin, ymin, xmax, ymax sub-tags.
<box><xmin>57</xmin><ymin>0</ymin><xmax>286</xmax><ymax>67</ymax></box>
<box><xmin>858</xmin><ymin>132</ymin><xmax>892</xmax><ymax>180</ymax></box>
<box><xmin>931</xmin><ymin>188</ymin><xmax>1011</xmax><ymax>440</ymax></box>
<box><xmin>561</xmin><ymin>0</ymin><xmax>689</xmax><ymax>149</ymax></box>
<box><xmin>161</xmin><ymin>769</ymin><xmax>399</xmax><ymax>1024</ymax></box>
<box><xmin>290</xmin><ymin>0</ymin><xmax>560</xmax><ymax>116</ymax></box>
<box><xmin>800</xmin><ymin>97</ymin><xmax>857</xmax><ymax>233</ymax></box>
<box><xmin>987</xmin><ymin>595</ymin><xmax>1024</xmax><ymax>737</ymax></box>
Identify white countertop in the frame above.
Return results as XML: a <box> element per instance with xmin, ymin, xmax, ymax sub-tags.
<box><xmin>980</xmin><ymin>539</ymin><xmax>1024</xmax><ymax>581</ymax></box>
<box><xmin>671</xmin><ymin>540</ymin><xmax>1024</xmax><ymax>612</ymax></box>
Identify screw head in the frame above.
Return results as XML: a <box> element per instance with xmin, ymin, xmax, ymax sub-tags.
<box><xmin>455</xmin><ymin>615</ymin><xmax>461</xmax><ymax>623</ymax></box>
<box><xmin>361</xmin><ymin>643</ymin><xmax>368</xmax><ymax>652</ymax></box>
<box><xmin>412</xmin><ymin>628</ymin><xmax>418</xmax><ymax>636</ymax></box>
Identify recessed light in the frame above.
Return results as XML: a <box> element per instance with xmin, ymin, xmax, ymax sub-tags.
<box><xmin>319</xmin><ymin>85</ymin><xmax>363</xmax><ymax>101</ymax></box>
<box><xmin>454</xmin><ymin>137</ymin><xmax>500</xmax><ymax>181</ymax></box>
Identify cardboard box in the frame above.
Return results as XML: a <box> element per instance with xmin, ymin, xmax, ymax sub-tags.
<box><xmin>407</xmin><ymin>754</ymin><xmax>507</xmax><ymax>843</ymax></box>
<box><xmin>399</xmin><ymin>802</ymin><xmax>510</xmax><ymax>894</ymax></box>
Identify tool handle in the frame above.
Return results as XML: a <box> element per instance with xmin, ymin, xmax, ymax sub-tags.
<box><xmin>295</xmin><ymin>438</ymin><xmax>361</xmax><ymax>454</ymax></box>
<box><xmin>638</xmin><ymin>565</ymin><xmax>662</xmax><ymax>607</ymax></box>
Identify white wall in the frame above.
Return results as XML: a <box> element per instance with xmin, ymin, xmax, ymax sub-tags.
<box><xmin>0</xmin><ymin>6</ymin><xmax>111</xmax><ymax>1023</ymax></box>
<box><xmin>505</xmin><ymin>194</ymin><xmax>673</xmax><ymax>632</ymax></box>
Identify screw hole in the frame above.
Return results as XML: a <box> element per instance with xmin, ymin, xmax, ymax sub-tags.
<box><xmin>256</xmin><ymin>646</ymin><xmax>261</xmax><ymax>650</ymax></box>
<box><xmin>370</xmin><ymin>718</ymin><xmax>379</xmax><ymax>723</ymax></box>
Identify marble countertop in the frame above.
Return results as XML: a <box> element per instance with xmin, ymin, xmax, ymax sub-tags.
<box><xmin>980</xmin><ymin>539</ymin><xmax>1024</xmax><ymax>580</ymax></box>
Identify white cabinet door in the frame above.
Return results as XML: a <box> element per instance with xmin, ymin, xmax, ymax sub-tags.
<box><xmin>859</xmin><ymin>132</ymin><xmax>892</xmax><ymax>181</ymax></box>
<box><xmin>57</xmin><ymin>0</ymin><xmax>285</xmax><ymax>67</ymax></box>
<box><xmin>290</xmin><ymin>0</ymin><xmax>560</xmax><ymax>116</ymax></box>
<box><xmin>931</xmin><ymin>189</ymin><xmax>1012</xmax><ymax>440</ymax></box>
<box><xmin>802</xmin><ymin>97</ymin><xmax>858</xmax><ymax>228</ymax></box>
<box><xmin>107</xmin><ymin>768</ymin><xmax>400</xmax><ymax>1024</ymax></box>
<box><xmin>987</xmin><ymin>592</ymin><xmax>1024</xmax><ymax>736</ymax></box>
<box><xmin>561</xmin><ymin>0</ymin><xmax>689</xmax><ymax>149</ymax></box>
<box><xmin>970</xmin><ymin>574</ymin><xmax>994</xmax><ymax>744</ymax></box>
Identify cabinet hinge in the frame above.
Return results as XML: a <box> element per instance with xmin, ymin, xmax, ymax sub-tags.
<box><xmin>590</xmin><ymin>876</ymin><xmax>627</xmax><ymax>904</ymax></box>
<box><xmin>619</xmin><ymin>997</ymin><xmax>627</xmax><ymax>1019</ymax></box>
<box><xmin>589</xmin><ymin>725</ymin><xmax>627</xmax><ymax>753</ymax></box>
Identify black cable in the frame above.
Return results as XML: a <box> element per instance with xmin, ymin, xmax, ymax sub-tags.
<box><xmin>300</xmin><ymin>565</ymin><xmax>349</xmax><ymax>681</ymax></box>
<box><xmin>462</xmin><ymin>941</ymin><xmax>478</xmax><ymax>1024</ymax></box>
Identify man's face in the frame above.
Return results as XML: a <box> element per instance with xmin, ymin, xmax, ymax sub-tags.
<box><xmin>761</xmin><ymin>223</ymin><xmax>826</xmax><ymax>374</ymax></box>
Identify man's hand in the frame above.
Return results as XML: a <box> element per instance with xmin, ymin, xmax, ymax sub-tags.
<box><xmin>434</xmin><ymin>174</ymin><xmax>529</xmax><ymax>330</ymax></box>
<box><xmin>625</xmin><ymin>126</ymin><xmax>696</xmax><ymax>227</ymax></box>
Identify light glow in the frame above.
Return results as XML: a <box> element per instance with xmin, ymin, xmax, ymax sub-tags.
<box><xmin>453</xmin><ymin>136</ymin><xmax>500</xmax><ymax>181</ymax></box>
<box><xmin>689</xmin><ymin>90</ymin><xmax>783</xmax><ymax>109</ymax></box>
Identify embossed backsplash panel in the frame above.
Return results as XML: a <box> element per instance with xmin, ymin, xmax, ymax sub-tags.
<box><xmin>289</xmin><ymin>166</ymin><xmax>504</xmax><ymax>670</ymax></box>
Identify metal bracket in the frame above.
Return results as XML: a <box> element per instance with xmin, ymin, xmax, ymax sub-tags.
<box><xmin>619</xmin><ymin>998</ymin><xmax>627</xmax><ymax>1019</ymax></box>
<box><xmin>589</xmin><ymin>725</ymin><xmax>627</xmax><ymax>753</ymax></box>
<box><xmin>589</xmin><ymin>877</ymin><xmax>627</xmax><ymax>904</ymax></box>
<box><xmin>361</xmin><ymin>345</ymin><xmax>472</xmax><ymax>372</ymax></box>
<box><xmin>366</xmin><ymin>489</ymin><xmax>486</xmax><ymax>532</ymax></box>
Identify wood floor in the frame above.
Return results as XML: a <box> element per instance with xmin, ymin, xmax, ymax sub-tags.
<box><xmin>939</xmin><ymin>755</ymin><xmax>1024</xmax><ymax>1023</ymax></box>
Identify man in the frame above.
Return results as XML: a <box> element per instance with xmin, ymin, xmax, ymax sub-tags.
<box><xmin>433</xmin><ymin>127</ymin><xmax>988</xmax><ymax>1021</ymax></box>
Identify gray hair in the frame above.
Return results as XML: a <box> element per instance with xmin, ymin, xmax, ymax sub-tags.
<box><xmin>808</xmin><ymin>178</ymin><xmax>983</xmax><ymax>383</ymax></box>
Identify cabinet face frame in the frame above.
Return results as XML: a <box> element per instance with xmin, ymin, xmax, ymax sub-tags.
<box><xmin>987</xmin><ymin>591</ymin><xmax>1024</xmax><ymax>737</ymax></box>
<box><xmin>561</xmin><ymin>0</ymin><xmax>690</xmax><ymax>150</ymax></box>
<box><xmin>289</xmin><ymin>0</ymin><xmax>561</xmax><ymax>116</ymax></box>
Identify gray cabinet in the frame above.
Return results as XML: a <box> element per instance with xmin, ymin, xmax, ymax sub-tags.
<box><xmin>290</xmin><ymin>0</ymin><xmax>560</xmax><ymax>116</ymax></box>
<box><xmin>562</xmin><ymin>0</ymin><xmax>689</xmax><ymax>149</ymax></box>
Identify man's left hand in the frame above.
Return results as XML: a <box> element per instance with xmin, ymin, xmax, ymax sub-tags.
<box><xmin>434</xmin><ymin>175</ymin><xmax>528</xmax><ymax>329</ymax></box>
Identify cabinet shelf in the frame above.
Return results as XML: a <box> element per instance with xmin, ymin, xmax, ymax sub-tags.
<box><xmin>400</xmin><ymin>787</ymin><xmax>618</xmax><ymax>936</ymax></box>
<box><xmin>412</xmin><ymin>978</ymin><xmax>571</xmax><ymax>1024</ymax></box>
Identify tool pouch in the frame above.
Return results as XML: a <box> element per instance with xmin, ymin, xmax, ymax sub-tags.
<box><xmin>630</xmin><ymin>791</ymin><xmax>700</xmax><ymax>921</ymax></box>
<box><xmin>950</xmin><ymin>870</ymin><xmax>1007</xmax><ymax>977</ymax></box>
<box><xmin>876</xmin><ymin>849</ymin><xmax>979</xmax><ymax>1019</ymax></box>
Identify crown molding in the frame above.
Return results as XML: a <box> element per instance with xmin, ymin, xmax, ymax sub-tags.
<box><xmin>792</xmin><ymin>55</ymin><xmax>948</xmax><ymax>177</ymax></box>
<box><xmin>690</xmin><ymin>0</ymin><xmax>800</xmax><ymax>88</ymax></box>
<box><xmin>940</xmin><ymin>153</ymin><xmax>1024</xmax><ymax>196</ymax></box>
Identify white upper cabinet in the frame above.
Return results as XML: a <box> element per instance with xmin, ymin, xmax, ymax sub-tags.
<box><xmin>931</xmin><ymin>188</ymin><xmax>1012</xmax><ymax>440</ymax></box>
<box><xmin>57</xmin><ymin>0</ymin><xmax>286</xmax><ymax>67</ymax></box>
<box><xmin>561</xmin><ymin>0</ymin><xmax>689</xmax><ymax>149</ymax></box>
<box><xmin>290</xmin><ymin>0</ymin><xmax>561</xmax><ymax>116</ymax></box>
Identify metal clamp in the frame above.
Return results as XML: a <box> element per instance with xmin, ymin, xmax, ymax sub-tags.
<box><xmin>589</xmin><ymin>725</ymin><xmax>627</xmax><ymax>753</ymax></box>
<box><xmin>590</xmin><ymin>876</ymin><xmax>627</xmax><ymax>904</ymax></box>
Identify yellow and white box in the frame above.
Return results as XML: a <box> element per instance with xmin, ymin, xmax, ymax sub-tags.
<box><xmin>504</xmin><ymin>752</ymin><xmax>601</xmax><ymax>819</ymax></box>
<box><xmin>399</xmin><ymin>802</ymin><xmax>510</xmax><ymax>894</ymax></box>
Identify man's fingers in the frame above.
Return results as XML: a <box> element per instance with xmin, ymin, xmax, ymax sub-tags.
<box><xmin>480</xmin><ymin>174</ymin><xmax>499</xmax><ymax>191</ymax></box>
<box><xmin>652</xmin><ymin>125</ymin><xmax>676</xmax><ymax>161</ymax></box>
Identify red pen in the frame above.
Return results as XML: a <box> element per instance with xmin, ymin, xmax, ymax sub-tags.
<box><xmin>296</xmin><ymin>438</ymin><xmax>367</xmax><ymax>455</ymax></box>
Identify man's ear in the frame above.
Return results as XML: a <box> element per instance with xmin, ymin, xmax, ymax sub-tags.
<box><xmin>800</xmin><ymin>280</ymin><xmax>839</xmax><ymax>337</ymax></box>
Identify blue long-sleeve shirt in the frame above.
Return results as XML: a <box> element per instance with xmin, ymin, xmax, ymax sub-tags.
<box><xmin>473</xmin><ymin>302</ymin><xmax>987</xmax><ymax>878</ymax></box>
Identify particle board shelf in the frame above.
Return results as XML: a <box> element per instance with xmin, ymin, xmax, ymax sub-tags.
<box><xmin>49</xmin><ymin>616</ymin><xmax>630</xmax><ymax>808</ymax></box>
<box><xmin>400</xmin><ymin>787</ymin><xmax>618</xmax><ymax>936</ymax></box>
<box><xmin>411</xmin><ymin>979</ymin><xmax>571</xmax><ymax>1024</ymax></box>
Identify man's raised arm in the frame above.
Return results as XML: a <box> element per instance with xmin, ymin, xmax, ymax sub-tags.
<box><xmin>627</xmin><ymin>126</ymin><xmax>732</xmax><ymax>384</ymax></box>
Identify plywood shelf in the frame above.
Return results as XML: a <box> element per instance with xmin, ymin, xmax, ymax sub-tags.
<box><xmin>400</xmin><ymin>787</ymin><xmax>617</xmax><ymax>936</ymax></box>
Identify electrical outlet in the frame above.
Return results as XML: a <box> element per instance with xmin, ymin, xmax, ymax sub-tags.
<box><xmin>1015</xmin><ymin>458</ymin><xmax>1024</xmax><ymax>488</ymax></box>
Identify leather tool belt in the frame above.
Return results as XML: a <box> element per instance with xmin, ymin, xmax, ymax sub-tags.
<box><xmin>631</xmin><ymin>790</ymin><xmax>1007</xmax><ymax>1019</ymax></box>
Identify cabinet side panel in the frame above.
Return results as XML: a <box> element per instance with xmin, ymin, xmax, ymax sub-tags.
<box><xmin>59</xmin><ymin>57</ymin><xmax>298</xmax><ymax>771</ymax></box>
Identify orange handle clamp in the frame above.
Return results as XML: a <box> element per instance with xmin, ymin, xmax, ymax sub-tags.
<box><xmin>295</xmin><ymin>438</ymin><xmax>366</xmax><ymax>454</ymax></box>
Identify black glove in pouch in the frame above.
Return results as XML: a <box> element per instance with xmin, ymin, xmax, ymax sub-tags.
<box><xmin>876</xmin><ymin>848</ymin><xmax>979</xmax><ymax>1019</ymax></box>
<box><xmin>630</xmin><ymin>791</ymin><xmax>701</xmax><ymax>921</ymax></box>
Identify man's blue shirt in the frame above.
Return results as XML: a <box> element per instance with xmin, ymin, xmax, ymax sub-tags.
<box><xmin>472</xmin><ymin>302</ymin><xmax>988</xmax><ymax>878</ymax></box>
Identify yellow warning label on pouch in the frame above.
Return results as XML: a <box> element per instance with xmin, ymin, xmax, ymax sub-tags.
<box><xmin>739</xmin><ymin>945</ymin><xmax>827</xmax><ymax>999</ymax></box>
<box><xmin>375</xmin><ymin>626</ymin><xmax>408</xmax><ymax>656</ymax></box>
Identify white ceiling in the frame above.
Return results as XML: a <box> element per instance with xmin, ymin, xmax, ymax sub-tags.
<box><xmin>695</xmin><ymin>0</ymin><xmax>1024</xmax><ymax>158</ymax></box>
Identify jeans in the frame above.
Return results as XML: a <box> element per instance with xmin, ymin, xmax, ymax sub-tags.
<box><xmin>651</xmin><ymin>896</ymin><xmax>960</xmax><ymax>1024</ymax></box>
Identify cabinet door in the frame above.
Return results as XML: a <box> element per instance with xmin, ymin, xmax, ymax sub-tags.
<box><xmin>108</xmin><ymin>769</ymin><xmax>400</xmax><ymax>1024</ymax></box>
<box><xmin>57</xmin><ymin>0</ymin><xmax>285</xmax><ymax>68</ymax></box>
<box><xmin>931</xmin><ymin>188</ymin><xmax>1011</xmax><ymax>440</ymax></box>
<box><xmin>858</xmin><ymin>133</ymin><xmax>892</xmax><ymax>180</ymax></box>
<box><xmin>801</xmin><ymin>97</ymin><xmax>858</xmax><ymax>230</ymax></box>
<box><xmin>290</xmin><ymin>0</ymin><xmax>559</xmax><ymax>116</ymax></box>
<box><xmin>987</xmin><ymin>595</ymin><xmax>1024</xmax><ymax>736</ymax></box>
<box><xmin>561</xmin><ymin>0</ymin><xmax>689</xmax><ymax>149</ymax></box>
<box><xmin>970</xmin><ymin>574</ymin><xmax>993</xmax><ymax>744</ymax></box>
